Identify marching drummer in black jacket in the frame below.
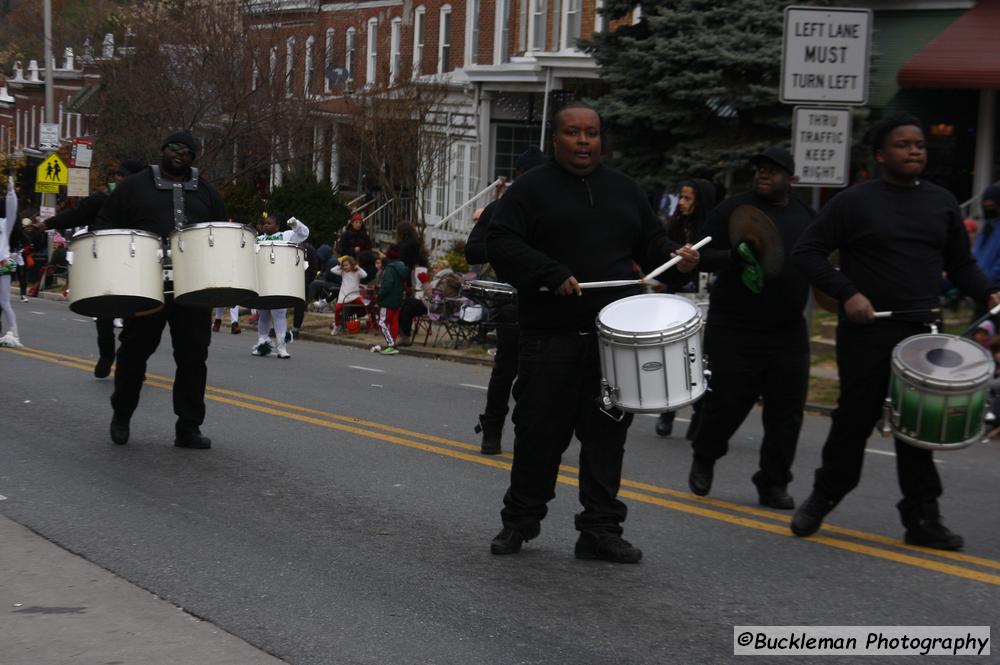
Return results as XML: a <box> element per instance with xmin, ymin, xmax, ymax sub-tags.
<box><xmin>791</xmin><ymin>114</ymin><xmax>1000</xmax><ymax>549</ymax></box>
<box><xmin>95</xmin><ymin>130</ymin><xmax>228</xmax><ymax>450</ymax></box>
<box><xmin>486</xmin><ymin>102</ymin><xmax>700</xmax><ymax>563</ymax></box>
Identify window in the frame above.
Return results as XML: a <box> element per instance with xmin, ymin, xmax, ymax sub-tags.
<box><xmin>530</xmin><ymin>0</ymin><xmax>547</xmax><ymax>51</ymax></box>
<box><xmin>390</xmin><ymin>18</ymin><xmax>401</xmax><ymax>84</ymax></box>
<box><xmin>562</xmin><ymin>0</ymin><xmax>581</xmax><ymax>49</ymax></box>
<box><xmin>366</xmin><ymin>18</ymin><xmax>378</xmax><ymax>87</ymax></box>
<box><xmin>454</xmin><ymin>143</ymin><xmax>467</xmax><ymax>208</ymax></box>
<box><xmin>465</xmin><ymin>0</ymin><xmax>480</xmax><ymax>66</ymax></box>
<box><xmin>304</xmin><ymin>35</ymin><xmax>315</xmax><ymax>97</ymax></box>
<box><xmin>285</xmin><ymin>36</ymin><xmax>295</xmax><ymax>97</ymax></box>
<box><xmin>269</xmin><ymin>45</ymin><xmax>278</xmax><ymax>86</ymax></box>
<box><xmin>594</xmin><ymin>0</ymin><xmax>605</xmax><ymax>33</ymax></box>
<box><xmin>494</xmin><ymin>124</ymin><xmax>538</xmax><ymax>181</ymax></box>
<box><xmin>438</xmin><ymin>5</ymin><xmax>452</xmax><ymax>74</ymax></box>
<box><xmin>324</xmin><ymin>28</ymin><xmax>335</xmax><ymax>93</ymax></box>
<box><xmin>346</xmin><ymin>28</ymin><xmax>356</xmax><ymax>85</ymax></box>
<box><xmin>552</xmin><ymin>0</ymin><xmax>562</xmax><ymax>52</ymax></box>
<box><xmin>252</xmin><ymin>49</ymin><xmax>260</xmax><ymax>91</ymax></box>
<box><xmin>413</xmin><ymin>6</ymin><xmax>425</xmax><ymax>78</ymax></box>
<box><xmin>494</xmin><ymin>0</ymin><xmax>511</xmax><ymax>63</ymax></box>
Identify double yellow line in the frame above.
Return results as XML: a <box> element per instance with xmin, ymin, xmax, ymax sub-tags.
<box><xmin>6</xmin><ymin>345</ymin><xmax>1000</xmax><ymax>587</ymax></box>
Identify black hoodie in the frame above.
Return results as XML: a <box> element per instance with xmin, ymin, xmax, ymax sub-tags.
<box><xmin>487</xmin><ymin>161</ymin><xmax>685</xmax><ymax>334</ymax></box>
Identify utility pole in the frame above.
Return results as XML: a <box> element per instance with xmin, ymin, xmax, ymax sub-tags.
<box><xmin>42</xmin><ymin>0</ymin><xmax>55</xmax><ymax>215</ymax></box>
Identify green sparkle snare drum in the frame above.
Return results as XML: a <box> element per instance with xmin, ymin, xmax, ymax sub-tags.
<box><xmin>886</xmin><ymin>333</ymin><xmax>993</xmax><ymax>451</ymax></box>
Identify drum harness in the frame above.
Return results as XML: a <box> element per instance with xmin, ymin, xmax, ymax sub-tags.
<box><xmin>151</xmin><ymin>165</ymin><xmax>200</xmax><ymax>296</ymax></box>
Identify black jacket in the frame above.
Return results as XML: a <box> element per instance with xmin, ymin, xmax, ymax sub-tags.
<box><xmin>487</xmin><ymin>161</ymin><xmax>684</xmax><ymax>333</ymax></box>
<box><xmin>95</xmin><ymin>168</ymin><xmax>227</xmax><ymax>237</ymax></box>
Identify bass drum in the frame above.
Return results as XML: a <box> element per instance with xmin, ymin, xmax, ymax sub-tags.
<box><xmin>596</xmin><ymin>294</ymin><xmax>706</xmax><ymax>413</ymax></box>
<box><xmin>68</xmin><ymin>229</ymin><xmax>164</xmax><ymax>317</ymax></box>
<box><xmin>170</xmin><ymin>222</ymin><xmax>258</xmax><ymax>308</ymax></box>
<box><xmin>887</xmin><ymin>333</ymin><xmax>993</xmax><ymax>451</ymax></box>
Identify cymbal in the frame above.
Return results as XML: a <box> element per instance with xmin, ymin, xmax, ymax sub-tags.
<box><xmin>728</xmin><ymin>204</ymin><xmax>784</xmax><ymax>278</ymax></box>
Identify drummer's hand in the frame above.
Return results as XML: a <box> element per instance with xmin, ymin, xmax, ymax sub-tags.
<box><xmin>673</xmin><ymin>244</ymin><xmax>700</xmax><ymax>273</ymax></box>
<box><xmin>844</xmin><ymin>293</ymin><xmax>876</xmax><ymax>323</ymax></box>
<box><xmin>557</xmin><ymin>276</ymin><xmax>583</xmax><ymax>296</ymax></box>
<box><xmin>988</xmin><ymin>291</ymin><xmax>1000</xmax><ymax>313</ymax></box>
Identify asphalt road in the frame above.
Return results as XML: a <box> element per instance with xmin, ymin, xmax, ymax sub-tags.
<box><xmin>2</xmin><ymin>298</ymin><xmax>998</xmax><ymax>664</ymax></box>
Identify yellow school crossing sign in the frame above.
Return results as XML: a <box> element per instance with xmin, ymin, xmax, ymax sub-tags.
<box><xmin>36</xmin><ymin>153</ymin><xmax>69</xmax><ymax>193</ymax></box>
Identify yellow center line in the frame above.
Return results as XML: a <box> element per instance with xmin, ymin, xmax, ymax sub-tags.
<box><xmin>8</xmin><ymin>345</ymin><xmax>1000</xmax><ymax>585</ymax></box>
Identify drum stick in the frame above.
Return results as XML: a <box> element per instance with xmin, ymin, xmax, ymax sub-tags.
<box><xmin>872</xmin><ymin>308</ymin><xmax>941</xmax><ymax>319</ymax></box>
<box><xmin>959</xmin><ymin>301</ymin><xmax>1000</xmax><ymax>337</ymax></box>
<box><xmin>641</xmin><ymin>236</ymin><xmax>712</xmax><ymax>284</ymax></box>
<box><xmin>539</xmin><ymin>236</ymin><xmax>713</xmax><ymax>292</ymax></box>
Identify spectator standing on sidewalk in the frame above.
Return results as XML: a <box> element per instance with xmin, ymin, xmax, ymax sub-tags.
<box><xmin>374</xmin><ymin>245</ymin><xmax>407</xmax><ymax>355</ymax></box>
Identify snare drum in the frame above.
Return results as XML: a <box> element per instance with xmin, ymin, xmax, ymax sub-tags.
<box><xmin>462</xmin><ymin>280</ymin><xmax>517</xmax><ymax>306</ymax></box>
<box><xmin>596</xmin><ymin>294</ymin><xmax>706</xmax><ymax>413</ymax></box>
<box><xmin>170</xmin><ymin>222</ymin><xmax>257</xmax><ymax>307</ymax></box>
<box><xmin>887</xmin><ymin>333</ymin><xmax>993</xmax><ymax>451</ymax></box>
<box><xmin>68</xmin><ymin>229</ymin><xmax>164</xmax><ymax>317</ymax></box>
<box><xmin>246</xmin><ymin>241</ymin><xmax>307</xmax><ymax>309</ymax></box>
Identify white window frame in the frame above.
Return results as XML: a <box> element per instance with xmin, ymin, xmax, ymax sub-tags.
<box><xmin>560</xmin><ymin>0</ymin><xmax>581</xmax><ymax>50</ymax></box>
<box><xmin>437</xmin><ymin>5</ymin><xmax>452</xmax><ymax>75</ymax></box>
<box><xmin>464</xmin><ymin>0</ymin><xmax>480</xmax><ymax>66</ymax></box>
<box><xmin>529</xmin><ymin>0</ymin><xmax>547</xmax><ymax>52</ymax></box>
<box><xmin>493</xmin><ymin>0</ymin><xmax>510</xmax><ymax>64</ymax></box>
<box><xmin>269</xmin><ymin>45</ymin><xmax>278</xmax><ymax>87</ymax></box>
<box><xmin>551</xmin><ymin>0</ymin><xmax>562</xmax><ymax>52</ymax></box>
<box><xmin>285</xmin><ymin>36</ymin><xmax>295</xmax><ymax>97</ymax></box>
<box><xmin>304</xmin><ymin>35</ymin><xmax>315</xmax><ymax>97</ymax></box>
<box><xmin>366</xmin><ymin>17</ymin><xmax>378</xmax><ymax>87</ymax></box>
<box><xmin>324</xmin><ymin>28</ymin><xmax>335</xmax><ymax>93</ymax></box>
<box><xmin>252</xmin><ymin>48</ymin><xmax>261</xmax><ymax>91</ymax></box>
<box><xmin>346</xmin><ymin>27</ymin><xmax>356</xmax><ymax>85</ymax></box>
<box><xmin>390</xmin><ymin>18</ymin><xmax>402</xmax><ymax>84</ymax></box>
<box><xmin>413</xmin><ymin>6</ymin><xmax>426</xmax><ymax>78</ymax></box>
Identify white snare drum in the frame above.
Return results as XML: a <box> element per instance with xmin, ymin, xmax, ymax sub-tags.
<box><xmin>462</xmin><ymin>280</ymin><xmax>517</xmax><ymax>306</ymax></box>
<box><xmin>68</xmin><ymin>229</ymin><xmax>164</xmax><ymax>317</ymax></box>
<box><xmin>596</xmin><ymin>294</ymin><xmax>706</xmax><ymax>413</ymax></box>
<box><xmin>170</xmin><ymin>222</ymin><xmax>257</xmax><ymax>308</ymax></box>
<box><xmin>246</xmin><ymin>241</ymin><xmax>307</xmax><ymax>309</ymax></box>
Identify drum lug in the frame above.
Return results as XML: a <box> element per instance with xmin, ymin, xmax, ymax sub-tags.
<box><xmin>240</xmin><ymin>231</ymin><xmax>246</xmax><ymax>248</ymax></box>
<box><xmin>208</xmin><ymin>227</ymin><xmax>215</xmax><ymax>248</ymax></box>
<box><xmin>270</xmin><ymin>248</ymin><xmax>276</xmax><ymax>265</ymax></box>
<box><xmin>129</xmin><ymin>232</ymin><xmax>136</xmax><ymax>258</ymax></box>
<box><xmin>91</xmin><ymin>236</ymin><xmax>98</xmax><ymax>259</ymax></box>
<box><xmin>879</xmin><ymin>398</ymin><xmax>895</xmax><ymax>438</ymax></box>
<box><xmin>598</xmin><ymin>380</ymin><xmax>625</xmax><ymax>422</ymax></box>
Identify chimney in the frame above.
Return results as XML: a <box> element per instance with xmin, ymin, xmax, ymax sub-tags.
<box><xmin>102</xmin><ymin>33</ymin><xmax>115</xmax><ymax>59</ymax></box>
<box><xmin>28</xmin><ymin>60</ymin><xmax>40</xmax><ymax>82</ymax></box>
<box><xmin>12</xmin><ymin>61</ymin><xmax>24</xmax><ymax>81</ymax></box>
<box><xmin>64</xmin><ymin>48</ymin><xmax>74</xmax><ymax>70</ymax></box>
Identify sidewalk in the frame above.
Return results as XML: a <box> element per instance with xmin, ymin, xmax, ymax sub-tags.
<box><xmin>0</xmin><ymin>514</ymin><xmax>288</xmax><ymax>665</ymax></box>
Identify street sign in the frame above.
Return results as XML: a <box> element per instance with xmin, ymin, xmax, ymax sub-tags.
<box><xmin>780</xmin><ymin>6</ymin><xmax>872</xmax><ymax>105</ymax></box>
<box><xmin>39</xmin><ymin>122</ymin><xmax>60</xmax><ymax>151</ymax></box>
<box><xmin>35</xmin><ymin>183</ymin><xmax>59</xmax><ymax>194</ymax></box>
<box><xmin>71</xmin><ymin>138</ymin><xmax>94</xmax><ymax>168</ymax></box>
<box><xmin>67</xmin><ymin>167</ymin><xmax>90</xmax><ymax>197</ymax></box>
<box><xmin>792</xmin><ymin>106</ymin><xmax>852</xmax><ymax>187</ymax></box>
<box><xmin>36</xmin><ymin>153</ymin><xmax>69</xmax><ymax>186</ymax></box>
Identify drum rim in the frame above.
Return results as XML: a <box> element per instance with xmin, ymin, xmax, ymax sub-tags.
<box><xmin>466</xmin><ymin>279</ymin><xmax>515</xmax><ymax>292</ymax></box>
<box><xmin>256</xmin><ymin>240</ymin><xmax>305</xmax><ymax>248</ymax></box>
<box><xmin>70</xmin><ymin>229</ymin><xmax>162</xmax><ymax>242</ymax></box>
<box><xmin>891</xmin><ymin>333</ymin><xmax>993</xmax><ymax>388</ymax></box>
<box><xmin>596</xmin><ymin>293</ymin><xmax>702</xmax><ymax>344</ymax></box>
<box><xmin>892</xmin><ymin>427</ymin><xmax>983</xmax><ymax>451</ymax></box>
<box><xmin>171</xmin><ymin>221</ymin><xmax>254</xmax><ymax>234</ymax></box>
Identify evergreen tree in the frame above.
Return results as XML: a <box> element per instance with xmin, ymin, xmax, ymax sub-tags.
<box><xmin>583</xmin><ymin>0</ymin><xmax>837</xmax><ymax>192</ymax></box>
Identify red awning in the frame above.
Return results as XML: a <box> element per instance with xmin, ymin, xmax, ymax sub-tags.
<box><xmin>899</xmin><ymin>0</ymin><xmax>1000</xmax><ymax>89</ymax></box>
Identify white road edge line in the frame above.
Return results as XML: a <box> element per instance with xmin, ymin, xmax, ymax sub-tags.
<box><xmin>348</xmin><ymin>365</ymin><xmax>385</xmax><ymax>373</ymax></box>
<box><xmin>460</xmin><ymin>384</ymin><xmax>488</xmax><ymax>390</ymax></box>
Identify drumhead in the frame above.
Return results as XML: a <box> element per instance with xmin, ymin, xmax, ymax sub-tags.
<box><xmin>597</xmin><ymin>294</ymin><xmax>701</xmax><ymax>343</ymax></box>
<box><xmin>893</xmin><ymin>334</ymin><xmax>993</xmax><ymax>389</ymax></box>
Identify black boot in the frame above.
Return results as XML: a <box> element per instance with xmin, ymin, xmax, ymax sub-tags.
<box><xmin>790</xmin><ymin>491</ymin><xmax>838</xmax><ymax>537</ymax></box>
<box><xmin>475</xmin><ymin>414</ymin><xmax>502</xmax><ymax>455</ymax></box>
<box><xmin>109</xmin><ymin>415</ymin><xmax>130</xmax><ymax>445</ymax></box>
<box><xmin>900</xmin><ymin>500</ymin><xmax>964</xmax><ymax>550</ymax></box>
<box><xmin>654</xmin><ymin>412</ymin><xmax>674</xmax><ymax>437</ymax></box>
<box><xmin>688</xmin><ymin>457</ymin><xmax>714</xmax><ymax>496</ymax></box>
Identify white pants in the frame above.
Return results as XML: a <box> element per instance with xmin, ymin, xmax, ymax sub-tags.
<box><xmin>0</xmin><ymin>274</ymin><xmax>17</xmax><ymax>337</ymax></box>
<box><xmin>256</xmin><ymin>308</ymin><xmax>287</xmax><ymax>343</ymax></box>
<box><xmin>214</xmin><ymin>306</ymin><xmax>240</xmax><ymax>322</ymax></box>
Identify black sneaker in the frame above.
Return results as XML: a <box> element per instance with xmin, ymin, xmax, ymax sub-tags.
<box><xmin>574</xmin><ymin>532</ymin><xmax>643</xmax><ymax>564</ymax></box>
<box><xmin>175</xmin><ymin>432</ymin><xmax>212</xmax><ymax>449</ymax></box>
<box><xmin>490</xmin><ymin>524</ymin><xmax>540</xmax><ymax>555</ymax></box>
<box><xmin>905</xmin><ymin>520</ymin><xmax>964</xmax><ymax>550</ymax></box>
<box><xmin>109</xmin><ymin>417</ymin><xmax>130</xmax><ymax>445</ymax></box>
<box><xmin>93</xmin><ymin>356</ymin><xmax>114</xmax><ymax>379</ymax></box>
<box><xmin>688</xmin><ymin>458</ymin><xmax>714</xmax><ymax>496</ymax></box>
<box><xmin>757</xmin><ymin>486</ymin><xmax>795</xmax><ymax>510</ymax></box>
<box><xmin>654</xmin><ymin>413</ymin><xmax>674</xmax><ymax>437</ymax></box>
<box><xmin>790</xmin><ymin>491</ymin><xmax>838</xmax><ymax>537</ymax></box>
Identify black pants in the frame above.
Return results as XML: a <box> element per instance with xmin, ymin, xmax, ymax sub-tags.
<box><xmin>96</xmin><ymin>317</ymin><xmax>116</xmax><ymax>360</ymax></box>
<box><xmin>691</xmin><ymin>323</ymin><xmax>809</xmax><ymax>489</ymax></box>
<box><xmin>399</xmin><ymin>297</ymin><xmax>427</xmax><ymax>336</ymax></box>
<box><xmin>112</xmin><ymin>301</ymin><xmax>211</xmax><ymax>435</ymax></box>
<box><xmin>482</xmin><ymin>305</ymin><xmax>519</xmax><ymax>430</ymax></box>
<box><xmin>501</xmin><ymin>333</ymin><xmax>633</xmax><ymax>536</ymax></box>
<box><xmin>813</xmin><ymin>321</ymin><xmax>942</xmax><ymax>517</ymax></box>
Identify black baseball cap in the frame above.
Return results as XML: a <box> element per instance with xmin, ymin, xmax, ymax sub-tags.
<box><xmin>750</xmin><ymin>147</ymin><xmax>795</xmax><ymax>175</ymax></box>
